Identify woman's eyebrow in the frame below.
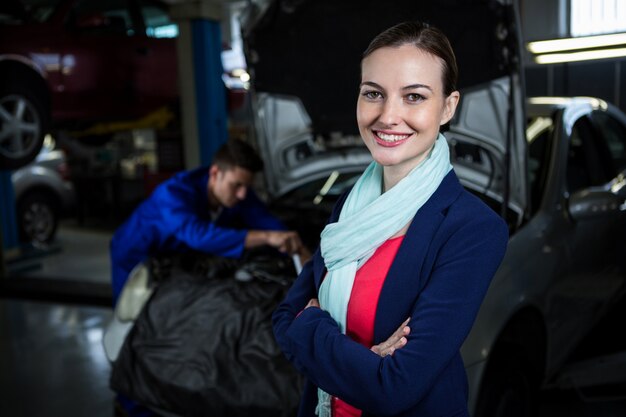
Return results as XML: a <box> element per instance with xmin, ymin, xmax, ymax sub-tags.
<box><xmin>402</xmin><ymin>83</ymin><xmax>433</xmax><ymax>92</ymax></box>
<box><xmin>359</xmin><ymin>81</ymin><xmax>433</xmax><ymax>92</ymax></box>
<box><xmin>360</xmin><ymin>81</ymin><xmax>383</xmax><ymax>89</ymax></box>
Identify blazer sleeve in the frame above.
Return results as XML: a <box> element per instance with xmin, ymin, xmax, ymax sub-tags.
<box><xmin>272</xmin><ymin>246</ymin><xmax>321</xmax><ymax>371</ymax></box>
<box><xmin>272</xmin><ymin>189</ymin><xmax>350</xmax><ymax>371</ymax></box>
<box><xmin>276</xmin><ymin>214</ymin><xmax>508</xmax><ymax>416</ymax></box>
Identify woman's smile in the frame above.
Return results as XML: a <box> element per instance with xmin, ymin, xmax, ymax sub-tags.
<box><xmin>357</xmin><ymin>44</ymin><xmax>458</xmax><ymax>183</ymax></box>
<box><xmin>373</xmin><ymin>130</ymin><xmax>414</xmax><ymax>147</ymax></box>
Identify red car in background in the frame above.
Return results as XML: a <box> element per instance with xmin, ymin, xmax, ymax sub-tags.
<box><xmin>0</xmin><ymin>0</ymin><xmax>179</xmax><ymax>169</ymax></box>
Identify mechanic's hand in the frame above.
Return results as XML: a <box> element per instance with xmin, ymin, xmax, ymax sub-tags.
<box><xmin>370</xmin><ymin>317</ymin><xmax>410</xmax><ymax>357</ymax></box>
<box><xmin>266</xmin><ymin>230</ymin><xmax>304</xmax><ymax>255</ymax></box>
<box><xmin>297</xmin><ymin>245</ymin><xmax>312</xmax><ymax>265</ymax></box>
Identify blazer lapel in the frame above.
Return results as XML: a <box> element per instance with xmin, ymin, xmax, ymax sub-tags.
<box><xmin>373</xmin><ymin>171</ymin><xmax>464</xmax><ymax>343</ymax></box>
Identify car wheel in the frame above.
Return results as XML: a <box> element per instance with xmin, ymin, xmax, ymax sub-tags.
<box><xmin>0</xmin><ymin>84</ymin><xmax>48</xmax><ymax>170</ymax></box>
<box><xmin>17</xmin><ymin>190</ymin><xmax>59</xmax><ymax>245</ymax></box>
<box><xmin>474</xmin><ymin>346</ymin><xmax>538</xmax><ymax>417</ymax></box>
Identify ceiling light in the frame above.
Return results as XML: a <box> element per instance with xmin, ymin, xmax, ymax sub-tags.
<box><xmin>528</xmin><ymin>32</ymin><xmax>626</xmax><ymax>54</ymax></box>
<box><xmin>535</xmin><ymin>47</ymin><xmax>626</xmax><ymax>64</ymax></box>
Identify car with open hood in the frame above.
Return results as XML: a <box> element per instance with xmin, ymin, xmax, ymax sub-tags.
<box><xmin>105</xmin><ymin>1</ymin><xmax>626</xmax><ymax>416</ymax></box>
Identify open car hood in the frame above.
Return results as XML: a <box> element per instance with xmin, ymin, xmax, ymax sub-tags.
<box><xmin>244</xmin><ymin>0</ymin><xmax>527</xmax><ymax>219</ymax></box>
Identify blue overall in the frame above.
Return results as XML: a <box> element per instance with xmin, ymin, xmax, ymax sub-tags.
<box><xmin>110</xmin><ymin>166</ymin><xmax>285</xmax><ymax>304</ymax></box>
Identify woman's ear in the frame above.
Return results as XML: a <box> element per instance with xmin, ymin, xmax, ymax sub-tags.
<box><xmin>440</xmin><ymin>91</ymin><xmax>460</xmax><ymax>126</ymax></box>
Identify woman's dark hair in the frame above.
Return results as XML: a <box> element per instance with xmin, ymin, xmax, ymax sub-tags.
<box><xmin>362</xmin><ymin>21</ymin><xmax>458</xmax><ymax>96</ymax></box>
<box><xmin>213</xmin><ymin>139</ymin><xmax>264</xmax><ymax>173</ymax></box>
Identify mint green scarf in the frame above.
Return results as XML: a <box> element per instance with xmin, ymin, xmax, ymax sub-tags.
<box><xmin>315</xmin><ymin>133</ymin><xmax>452</xmax><ymax>416</ymax></box>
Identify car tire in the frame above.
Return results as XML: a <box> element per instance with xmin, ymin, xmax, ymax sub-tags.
<box><xmin>0</xmin><ymin>83</ymin><xmax>49</xmax><ymax>170</ymax></box>
<box><xmin>17</xmin><ymin>189</ymin><xmax>59</xmax><ymax>245</ymax></box>
<box><xmin>474</xmin><ymin>345</ymin><xmax>539</xmax><ymax>417</ymax></box>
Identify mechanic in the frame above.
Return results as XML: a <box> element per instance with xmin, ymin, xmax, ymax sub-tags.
<box><xmin>110</xmin><ymin>138</ymin><xmax>309</xmax><ymax>305</ymax></box>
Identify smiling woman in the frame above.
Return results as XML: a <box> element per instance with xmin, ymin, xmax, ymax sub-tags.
<box><xmin>357</xmin><ymin>45</ymin><xmax>459</xmax><ymax>187</ymax></box>
<box><xmin>272</xmin><ymin>21</ymin><xmax>509</xmax><ymax>417</ymax></box>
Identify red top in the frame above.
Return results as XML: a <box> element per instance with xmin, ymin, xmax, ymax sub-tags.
<box><xmin>332</xmin><ymin>235</ymin><xmax>405</xmax><ymax>417</ymax></box>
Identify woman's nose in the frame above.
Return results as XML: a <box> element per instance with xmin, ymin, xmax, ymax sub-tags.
<box><xmin>378</xmin><ymin>98</ymin><xmax>402</xmax><ymax>126</ymax></box>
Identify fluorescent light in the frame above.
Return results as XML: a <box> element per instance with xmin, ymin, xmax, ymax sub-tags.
<box><xmin>535</xmin><ymin>47</ymin><xmax>626</xmax><ymax>64</ymax></box>
<box><xmin>527</xmin><ymin>32</ymin><xmax>626</xmax><ymax>54</ymax></box>
<box><xmin>528</xmin><ymin>97</ymin><xmax>608</xmax><ymax>110</ymax></box>
<box><xmin>528</xmin><ymin>97</ymin><xmax>571</xmax><ymax>105</ymax></box>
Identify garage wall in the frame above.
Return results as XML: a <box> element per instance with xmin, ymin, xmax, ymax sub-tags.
<box><xmin>521</xmin><ymin>0</ymin><xmax>626</xmax><ymax>112</ymax></box>
<box><xmin>525</xmin><ymin>59</ymin><xmax>625</xmax><ymax>109</ymax></box>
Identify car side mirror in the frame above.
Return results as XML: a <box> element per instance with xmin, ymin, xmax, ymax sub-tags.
<box><xmin>568</xmin><ymin>188</ymin><xmax>625</xmax><ymax>220</ymax></box>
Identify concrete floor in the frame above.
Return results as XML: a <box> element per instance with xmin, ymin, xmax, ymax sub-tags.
<box><xmin>1</xmin><ymin>224</ymin><xmax>626</xmax><ymax>417</ymax></box>
<box><xmin>1</xmin><ymin>222</ymin><xmax>115</xmax><ymax>417</ymax></box>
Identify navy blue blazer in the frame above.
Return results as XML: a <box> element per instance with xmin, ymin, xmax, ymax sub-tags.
<box><xmin>272</xmin><ymin>170</ymin><xmax>508</xmax><ymax>417</ymax></box>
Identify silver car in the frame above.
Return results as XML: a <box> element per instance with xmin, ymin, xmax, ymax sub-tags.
<box><xmin>461</xmin><ymin>96</ymin><xmax>626</xmax><ymax>416</ymax></box>
<box><xmin>11</xmin><ymin>135</ymin><xmax>76</xmax><ymax>245</ymax></box>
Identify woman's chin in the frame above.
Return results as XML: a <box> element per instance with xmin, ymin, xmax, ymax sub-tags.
<box><xmin>370</xmin><ymin>149</ymin><xmax>404</xmax><ymax>167</ymax></box>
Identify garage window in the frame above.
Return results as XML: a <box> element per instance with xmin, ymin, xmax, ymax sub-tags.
<box><xmin>571</xmin><ymin>0</ymin><xmax>626</xmax><ymax>36</ymax></box>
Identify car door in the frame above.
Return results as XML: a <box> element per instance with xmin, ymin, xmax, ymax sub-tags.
<box><xmin>547</xmin><ymin>113</ymin><xmax>623</xmax><ymax>364</ymax></box>
<box><xmin>589</xmin><ymin>109</ymin><xmax>626</xmax><ymax>277</ymax></box>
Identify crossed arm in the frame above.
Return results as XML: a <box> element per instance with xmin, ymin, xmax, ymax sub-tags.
<box><xmin>272</xmin><ymin>218</ymin><xmax>508</xmax><ymax>415</ymax></box>
<box><xmin>304</xmin><ymin>298</ymin><xmax>410</xmax><ymax>358</ymax></box>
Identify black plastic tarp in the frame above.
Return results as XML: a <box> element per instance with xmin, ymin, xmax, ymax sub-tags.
<box><xmin>110</xmin><ymin>256</ymin><xmax>303</xmax><ymax>417</ymax></box>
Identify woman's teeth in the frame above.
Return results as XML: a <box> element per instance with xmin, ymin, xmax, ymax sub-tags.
<box><xmin>376</xmin><ymin>132</ymin><xmax>410</xmax><ymax>142</ymax></box>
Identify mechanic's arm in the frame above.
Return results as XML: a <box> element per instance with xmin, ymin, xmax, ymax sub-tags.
<box><xmin>275</xmin><ymin>218</ymin><xmax>508</xmax><ymax>416</ymax></box>
<box><xmin>244</xmin><ymin>229</ymin><xmax>306</xmax><ymax>255</ymax></box>
<box><xmin>173</xmin><ymin>212</ymin><xmax>249</xmax><ymax>257</ymax></box>
<box><xmin>240</xmin><ymin>190</ymin><xmax>311</xmax><ymax>260</ymax></box>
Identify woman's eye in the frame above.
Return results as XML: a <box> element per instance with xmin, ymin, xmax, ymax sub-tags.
<box><xmin>406</xmin><ymin>93</ymin><xmax>425</xmax><ymax>102</ymax></box>
<box><xmin>363</xmin><ymin>91</ymin><xmax>382</xmax><ymax>100</ymax></box>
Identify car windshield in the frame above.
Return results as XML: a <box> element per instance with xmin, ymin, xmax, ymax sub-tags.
<box><xmin>0</xmin><ymin>0</ymin><xmax>61</xmax><ymax>24</ymax></box>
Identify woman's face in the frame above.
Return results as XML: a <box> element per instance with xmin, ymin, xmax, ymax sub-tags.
<box><xmin>357</xmin><ymin>44</ymin><xmax>459</xmax><ymax>177</ymax></box>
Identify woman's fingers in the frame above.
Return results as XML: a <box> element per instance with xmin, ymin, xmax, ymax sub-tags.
<box><xmin>371</xmin><ymin>317</ymin><xmax>411</xmax><ymax>357</ymax></box>
<box><xmin>305</xmin><ymin>298</ymin><xmax>320</xmax><ymax>309</ymax></box>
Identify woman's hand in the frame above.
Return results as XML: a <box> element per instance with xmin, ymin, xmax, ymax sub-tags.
<box><xmin>370</xmin><ymin>317</ymin><xmax>411</xmax><ymax>357</ymax></box>
<box><xmin>305</xmin><ymin>298</ymin><xmax>320</xmax><ymax>309</ymax></box>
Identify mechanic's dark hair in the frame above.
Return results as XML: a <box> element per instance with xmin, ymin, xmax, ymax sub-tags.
<box><xmin>213</xmin><ymin>139</ymin><xmax>264</xmax><ymax>173</ymax></box>
<box><xmin>362</xmin><ymin>21</ymin><xmax>458</xmax><ymax>96</ymax></box>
